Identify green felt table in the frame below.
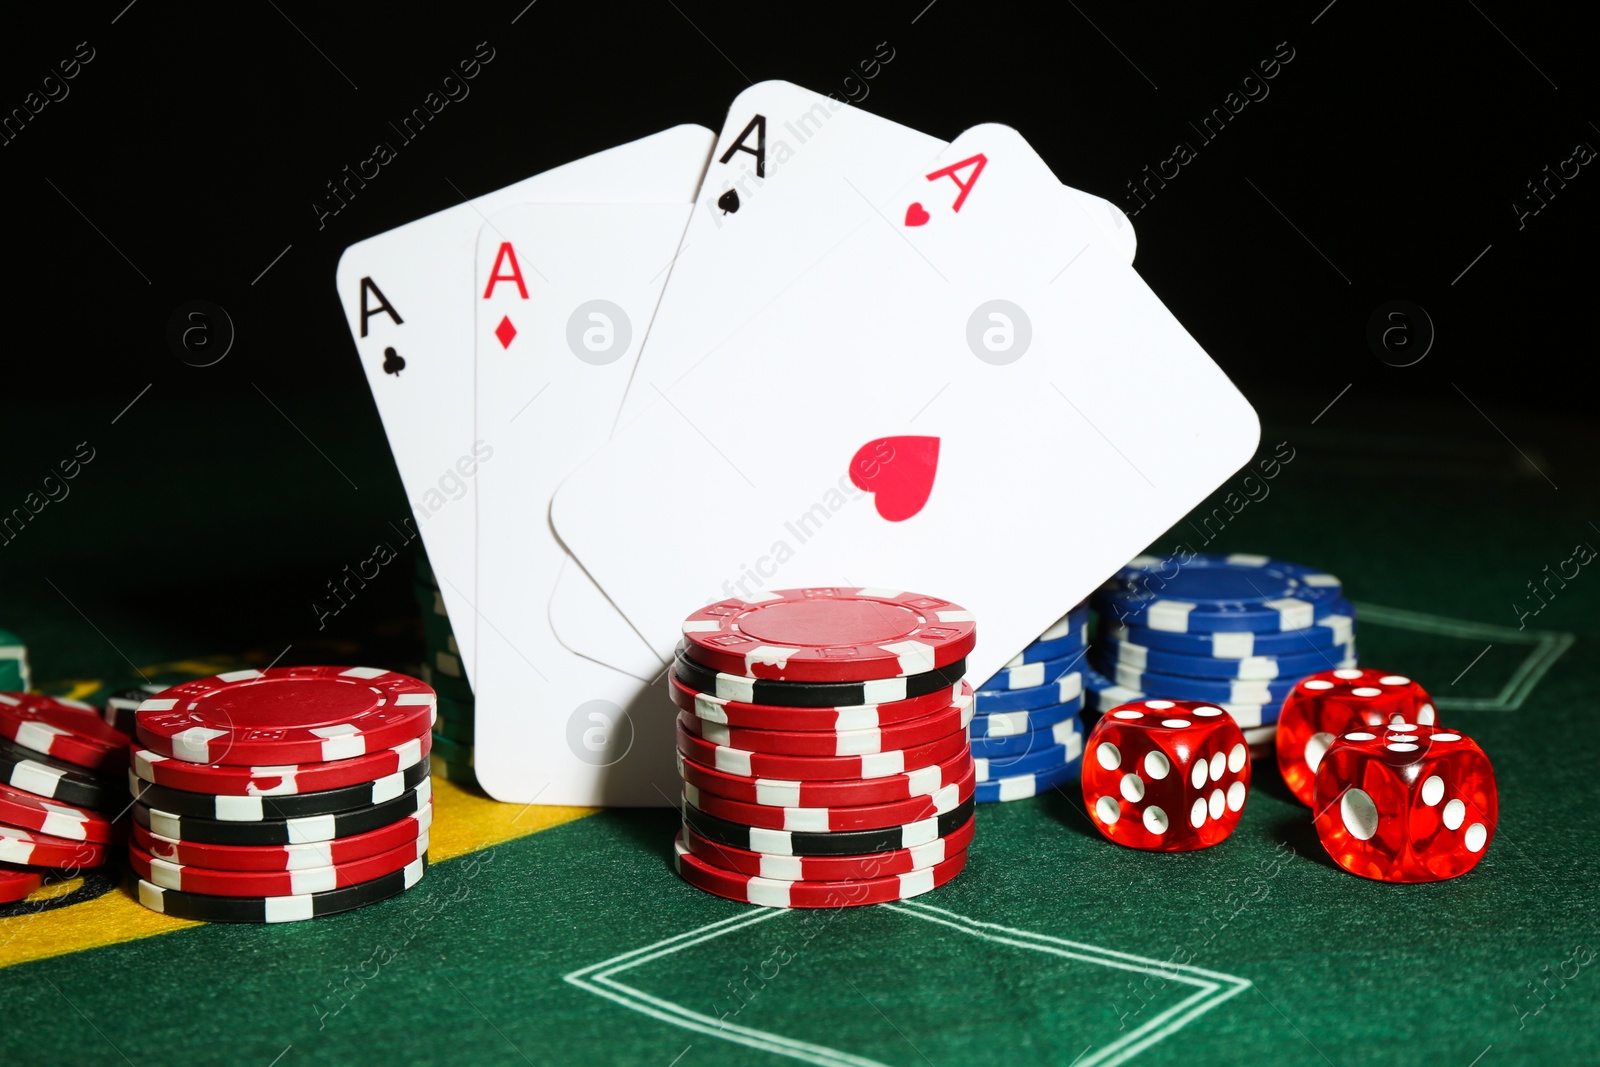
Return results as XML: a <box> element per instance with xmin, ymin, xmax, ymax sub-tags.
<box><xmin>0</xmin><ymin>390</ymin><xmax>1595</xmax><ymax>1066</ymax></box>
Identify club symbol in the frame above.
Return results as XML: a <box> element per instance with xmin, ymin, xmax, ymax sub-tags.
<box><xmin>382</xmin><ymin>346</ymin><xmax>406</xmax><ymax>376</ymax></box>
<box><xmin>716</xmin><ymin>189</ymin><xmax>741</xmax><ymax>215</ymax></box>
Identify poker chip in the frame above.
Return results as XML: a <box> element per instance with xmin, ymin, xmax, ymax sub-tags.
<box><xmin>130</xmin><ymin>830</ymin><xmax>429</xmax><ymax>896</ymax></box>
<box><xmin>679</xmin><ymin>588</ymin><xmax>976</xmax><ymax>683</ymax></box>
<box><xmin>1106</xmin><ymin>605</ymin><xmax>1355</xmax><ymax>658</ymax></box>
<box><xmin>676</xmin><ymin>748</ymin><xmax>973</xmax><ymax>809</ymax></box>
<box><xmin>681</xmin><ymin>816</ymin><xmax>975</xmax><ymax>881</ymax></box>
<box><xmin>0</xmin><ymin>736</ymin><xmax>120</xmax><ymax>812</ymax></box>
<box><xmin>1003</xmin><ymin>624</ymin><xmax>1088</xmax><ymax>668</ymax></box>
<box><xmin>433</xmin><ymin>710</ymin><xmax>474</xmax><ymax>744</ymax></box>
<box><xmin>433</xmin><ymin>760</ymin><xmax>479</xmax><ymax>788</ymax></box>
<box><xmin>1096</xmin><ymin>554</ymin><xmax>1343</xmax><ymax>633</ymax></box>
<box><xmin>670</xmin><ymin>590</ymin><xmax>974</xmax><ymax>907</ymax></box>
<box><xmin>422</xmin><ymin>663</ymin><xmax>473</xmax><ymax>703</ymax></box>
<box><xmin>677</xmin><ymin>721</ymin><xmax>968</xmax><ymax>782</ymax></box>
<box><xmin>137</xmin><ymin>856</ymin><xmax>426</xmax><ymax>923</ymax></box>
<box><xmin>974</xmin><ymin>731</ymin><xmax>1084</xmax><ymax>783</ymax></box>
<box><xmin>132</xmin><ymin>777</ymin><xmax>432</xmax><ymax>846</ymax></box>
<box><xmin>1098</xmin><ymin>636</ymin><xmax>1357</xmax><ymax>681</ymax></box>
<box><xmin>980</xmin><ymin>648</ymin><xmax>1089</xmax><ymax>691</ymax></box>
<box><xmin>102</xmin><ymin>684</ymin><xmax>166</xmax><ymax>736</ymax></box>
<box><xmin>967</xmin><ymin>696</ymin><xmax>1082</xmax><ymax>738</ymax></box>
<box><xmin>683</xmin><ymin>795</ymin><xmax>976</xmax><ymax>857</ymax></box>
<box><xmin>132</xmin><ymin>805</ymin><xmax>432</xmax><ymax>871</ymax></box>
<box><xmin>668</xmin><ymin>673</ymin><xmax>960</xmax><ymax>732</ymax></box>
<box><xmin>672</xmin><ymin>833</ymin><xmax>967</xmax><ymax>908</ymax></box>
<box><xmin>973</xmin><ymin>670</ymin><xmax>1084</xmax><ymax>713</ymax></box>
<box><xmin>974</xmin><ymin>755</ymin><xmax>1082</xmax><ymax>803</ymax></box>
<box><xmin>0</xmin><ymin>821</ymin><xmax>110</xmax><ymax>868</ymax></box>
<box><xmin>0</xmin><ymin>782</ymin><xmax>117</xmax><ymax>843</ymax></box>
<box><xmin>676</xmin><ymin>687</ymin><xmax>973</xmax><ymax>757</ymax></box>
<box><xmin>673</xmin><ymin>649</ymin><xmax>967</xmax><ymax>710</ymax></box>
<box><xmin>131</xmin><ymin>734</ymin><xmax>432</xmax><ymax>796</ymax></box>
<box><xmin>1093</xmin><ymin>660</ymin><xmax>1304</xmax><ymax>705</ymax></box>
<box><xmin>127</xmin><ymin>758</ymin><xmax>430</xmax><ymax>821</ymax></box>
<box><xmin>0</xmin><ymin>692</ymin><xmax>131</xmax><ymax>773</ymax></box>
<box><xmin>135</xmin><ymin>666</ymin><xmax>436</xmax><ymax>766</ymax></box>
<box><xmin>683</xmin><ymin>767</ymin><xmax>973</xmax><ymax>832</ymax></box>
<box><xmin>0</xmin><ymin>630</ymin><xmax>31</xmax><ymax>692</ymax></box>
<box><xmin>429</xmin><ymin>731</ymin><xmax>472</xmax><ymax>768</ymax></box>
<box><xmin>0</xmin><ymin>862</ymin><xmax>41</xmax><ymax>903</ymax></box>
<box><xmin>1083</xmin><ymin>665</ymin><xmax>1285</xmax><ymax>728</ymax></box>
<box><xmin>969</xmin><ymin>717</ymin><xmax>1082</xmax><ymax>759</ymax></box>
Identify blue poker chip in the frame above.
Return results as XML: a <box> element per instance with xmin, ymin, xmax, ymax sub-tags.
<box><xmin>1092</xmin><ymin>656</ymin><xmax>1303</xmax><ymax>704</ymax></box>
<box><xmin>1105</xmin><ymin>602</ymin><xmax>1355</xmax><ymax>658</ymax></box>
<box><xmin>969</xmin><ymin>717</ymin><xmax>1081</xmax><ymax>758</ymax></box>
<box><xmin>968</xmin><ymin>695</ymin><xmax>1082</xmax><ymax>738</ymax></box>
<box><xmin>974</xmin><ymin>669</ymin><xmax>1083</xmax><ymax>714</ymax></box>
<box><xmin>1095</xmin><ymin>554</ymin><xmax>1343</xmax><ymax>633</ymax></box>
<box><xmin>1081</xmin><ymin>664</ymin><xmax>1284</xmax><ymax>727</ymax></box>
<box><xmin>974</xmin><ymin>734</ymin><xmax>1082</xmax><ymax>781</ymax></box>
<box><xmin>974</xmin><ymin>756</ymin><xmax>1082</xmax><ymax>803</ymax></box>
<box><xmin>1004</xmin><ymin>621</ymin><xmax>1089</xmax><ymax>667</ymax></box>
<box><xmin>1098</xmin><ymin>636</ymin><xmax>1357</xmax><ymax>681</ymax></box>
<box><xmin>980</xmin><ymin>647</ymin><xmax>1090</xmax><ymax>691</ymax></box>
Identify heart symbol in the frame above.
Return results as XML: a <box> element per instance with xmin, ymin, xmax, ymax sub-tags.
<box><xmin>849</xmin><ymin>436</ymin><xmax>940</xmax><ymax>522</ymax></box>
<box><xmin>904</xmin><ymin>202</ymin><xmax>930</xmax><ymax>227</ymax></box>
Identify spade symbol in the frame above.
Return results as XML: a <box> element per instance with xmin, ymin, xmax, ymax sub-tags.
<box><xmin>716</xmin><ymin>189</ymin><xmax>741</xmax><ymax>215</ymax></box>
<box><xmin>382</xmin><ymin>346</ymin><xmax>406</xmax><ymax>376</ymax></box>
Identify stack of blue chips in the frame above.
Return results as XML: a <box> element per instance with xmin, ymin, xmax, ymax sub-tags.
<box><xmin>1084</xmin><ymin>553</ymin><xmax>1358</xmax><ymax>756</ymax></box>
<box><xmin>970</xmin><ymin>603</ymin><xmax>1089</xmax><ymax>802</ymax></box>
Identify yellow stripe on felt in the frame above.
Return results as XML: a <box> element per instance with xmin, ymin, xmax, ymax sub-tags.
<box><xmin>0</xmin><ymin>876</ymin><xmax>201</xmax><ymax>970</ymax></box>
<box><xmin>0</xmin><ymin>773</ymin><xmax>593</xmax><ymax>970</ymax></box>
<box><xmin>426</xmin><ymin>775</ymin><xmax>594</xmax><ymax>860</ymax></box>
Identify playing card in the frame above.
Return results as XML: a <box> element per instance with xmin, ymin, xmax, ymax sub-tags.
<box><xmin>550</xmin><ymin>123</ymin><xmax>1260</xmax><ymax>686</ymax></box>
<box><xmin>335</xmin><ymin>126</ymin><xmax>714</xmax><ymax>688</ymax></box>
<box><xmin>470</xmin><ymin>201</ymin><xmax>693</xmax><ymax>804</ymax></box>
<box><xmin>548</xmin><ymin>82</ymin><xmax>1139</xmax><ymax>680</ymax></box>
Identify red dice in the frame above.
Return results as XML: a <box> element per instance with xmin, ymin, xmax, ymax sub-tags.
<box><xmin>1312</xmin><ymin>723</ymin><xmax>1496</xmax><ymax>882</ymax></box>
<box><xmin>1083</xmin><ymin>699</ymin><xmax>1250</xmax><ymax>851</ymax></box>
<box><xmin>1277</xmin><ymin>669</ymin><xmax>1436</xmax><ymax>806</ymax></box>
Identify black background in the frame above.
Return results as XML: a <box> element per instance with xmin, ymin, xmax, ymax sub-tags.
<box><xmin>1</xmin><ymin>1</ymin><xmax>1595</xmax><ymax>676</ymax></box>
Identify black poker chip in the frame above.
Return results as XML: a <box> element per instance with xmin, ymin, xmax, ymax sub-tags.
<box><xmin>682</xmin><ymin>795</ymin><xmax>976</xmax><ymax>856</ymax></box>
<box><xmin>136</xmin><ymin>856</ymin><xmax>426</xmax><ymax>923</ymax></box>
<box><xmin>0</xmin><ymin>736</ymin><xmax>120</xmax><ymax>812</ymax></box>
<box><xmin>673</xmin><ymin>649</ymin><xmax>968</xmax><ymax>710</ymax></box>
<box><xmin>127</xmin><ymin>758</ymin><xmax>430</xmax><ymax>821</ymax></box>
<box><xmin>131</xmin><ymin>779</ymin><xmax>432</xmax><ymax>846</ymax></box>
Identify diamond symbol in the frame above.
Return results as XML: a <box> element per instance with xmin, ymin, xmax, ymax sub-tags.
<box><xmin>494</xmin><ymin>315</ymin><xmax>517</xmax><ymax>349</ymax></box>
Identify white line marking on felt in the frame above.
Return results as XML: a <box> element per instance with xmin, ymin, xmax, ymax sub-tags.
<box><xmin>564</xmin><ymin>903</ymin><xmax>1251</xmax><ymax>1067</ymax></box>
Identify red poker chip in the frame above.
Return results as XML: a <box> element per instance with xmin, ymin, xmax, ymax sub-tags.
<box><xmin>669</xmin><ymin>673</ymin><xmax>960</xmax><ymax>731</ymax></box>
<box><xmin>130</xmin><ymin>804</ymin><xmax>432</xmax><ymax>871</ymax></box>
<box><xmin>0</xmin><ymin>693</ymin><xmax>131</xmax><ymax>773</ymax></box>
<box><xmin>683</xmin><ymin>816</ymin><xmax>976</xmax><ymax>880</ymax></box>
<box><xmin>135</xmin><ymin>666</ymin><xmax>435</xmax><ymax>766</ymax></box>
<box><xmin>684</xmin><ymin>766</ymin><xmax>975</xmax><ymax>832</ymax></box>
<box><xmin>672</xmin><ymin>833</ymin><xmax>968</xmax><ymax>907</ymax></box>
<box><xmin>131</xmin><ymin>733</ymin><xmax>432</xmax><ymax>797</ymax></box>
<box><xmin>0</xmin><ymin>820</ymin><xmax>109</xmax><ymax>868</ymax></box>
<box><xmin>130</xmin><ymin>830</ymin><xmax>429</xmax><ymax>897</ymax></box>
<box><xmin>677</xmin><ymin>747</ymin><xmax>973</xmax><ymax>808</ymax></box>
<box><xmin>680</xmin><ymin>588</ymin><xmax>976</xmax><ymax>683</ymax></box>
<box><xmin>0</xmin><ymin>782</ymin><xmax>117</xmax><ymax>844</ymax></box>
<box><xmin>677</xmin><ymin>722</ymin><xmax>968</xmax><ymax>782</ymax></box>
<box><xmin>675</xmin><ymin>685</ymin><xmax>973</xmax><ymax>757</ymax></box>
<box><xmin>0</xmin><ymin>863</ymin><xmax>42</xmax><ymax>904</ymax></box>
